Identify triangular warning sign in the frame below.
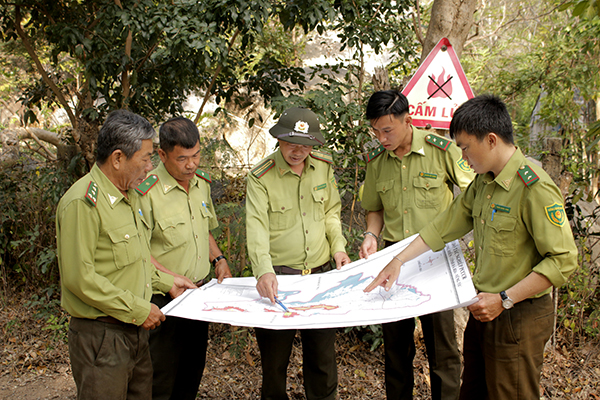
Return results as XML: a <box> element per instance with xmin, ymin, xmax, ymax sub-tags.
<box><xmin>401</xmin><ymin>38</ymin><xmax>474</xmax><ymax>130</ymax></box>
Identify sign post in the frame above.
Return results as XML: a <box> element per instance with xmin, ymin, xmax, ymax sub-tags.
<box><xmin>402</xmin><ymin>38</ymin><xmax>474</xmax><ymax>130</ymax></box>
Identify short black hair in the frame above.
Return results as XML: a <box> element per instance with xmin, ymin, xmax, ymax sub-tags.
<box><xmin>159</xmin><ymin>117</ymin><xmax>200</xmax><ymax>153</ymax></box>
<box><xmin>449</xmin><ymin>94</ymin><xmax>514</xmax><ymax>144</ymax></box>
<box><xmin>366</xmin><ymin>90</ymin><xmax>409</xmax><ymax>120</ymax></box>
<box><xmin>96</xmin><ymin>109</ymin><xmax>155</xmax><ymax>165</ymax></box>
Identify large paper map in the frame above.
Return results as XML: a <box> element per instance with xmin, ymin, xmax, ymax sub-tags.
<box><xmin>162</xmin><ymin>235</ymin><xmax>477</xmax><ymax>329</ymax></box>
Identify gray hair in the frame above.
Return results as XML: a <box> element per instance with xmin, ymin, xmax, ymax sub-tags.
<box><xmin>96</xmin><ymin>109</ymin><xmax>156</xmax><ymax>164</ymax></box>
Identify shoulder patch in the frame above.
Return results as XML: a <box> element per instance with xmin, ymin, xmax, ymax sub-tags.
<box><xmin>456</xmin><ymin>158</ymin><xmax>473</xmax><ymax>173</ymax></box>
<box><xmin>517</xmin><ymin>165</ymin><xmax>539</xmax><ymax>187</ymax></box>
<box><xmin>251</xmin><ymin>159</ymin><xmax>275</xmax><ymax>178</ymax></box>
<box><xmin>425</xmin><ymin>134</ymin><xmax>451</xmax><ymax>151</ymax></box>
<box><xmin>545</xmin><ymin>203</ymin><xmax>566</xmax><ymax>227</ymax></box>
<box><xmin>84</xmin><ymin>181</ymin><xmax>98</xmax><ymax>207</ymax></box>
<box><xmin>310</xmin><ymin>150</ymin><xmax>333</xmax><ymax>164</ymax></box>
<box><xmin>366</xmin><ymin>145</ymin><xmax>385</xmax><ymax>163</ymax></box>
<box><xmin>135</xmin><ymin>174</ymin><xmax>159</xmax><ymax>196</ymax></box>
<box><xmin>195</xmin><ymin>168</ymin><xmax>211</xmax><ymax>183</ymax></box>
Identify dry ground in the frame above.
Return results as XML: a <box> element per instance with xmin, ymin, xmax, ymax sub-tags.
<box><xmin>1</xmin><ymin>297</ymin><xmax>598</xmax><ymax>399</ymax></box>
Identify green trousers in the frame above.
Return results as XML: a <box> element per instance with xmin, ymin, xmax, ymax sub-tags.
<box><xmin>459</xmin><ymin>294</ymin><xmax>553</xmax><ymax>400</ymax></box>
<box><xmin>68</xmin><ymin>317</ymin><xmax>152</xmax><ymax>400</ymax></box>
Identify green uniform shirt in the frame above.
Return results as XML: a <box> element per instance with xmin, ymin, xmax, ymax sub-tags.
<box><xmin>138</xmin><ymin>162</ymin><xmax>218</xmax><ymax>284</ymax></box>
<box><xmin>246</xmin><ymin>149</ymin><xmax>347</xmax><ymax>279</ymax></box>
<box><xmin>420</xmin><ymin>148</ymin><xmax>578</xmax><ymax>295</ymax></box>
<box><xmin>361</xmin><ymin>128</ymin><xmax>475</xmax><ymax>241</ymax></box>
<box><xmin>56</xmin><ymin>164</ymin><xmax>174</xmax><ymax>325</ymax></box>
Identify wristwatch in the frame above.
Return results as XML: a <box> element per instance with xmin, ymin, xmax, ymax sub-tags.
<box><xmin>500</xmin><ymin>291</ymin><xmax>514</xmax><ymax>310</ymax></box>
<box><xmin>212</xmin><ymin>255</ymin><xmax>226</xmax><ymax>267</ymax></box>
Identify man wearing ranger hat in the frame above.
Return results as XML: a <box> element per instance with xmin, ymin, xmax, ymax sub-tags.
<box><xmin>246</xmin><ymin>107</ymin><xmax>351</xmax><ymax>400</ymax></box>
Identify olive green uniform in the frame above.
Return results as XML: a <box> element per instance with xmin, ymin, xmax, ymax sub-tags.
<box><xmin>137</xmin><ymin>162</ymin><xmax>218</xmax><ymax>400</ymax></box>
<box><xmin>361</xmin><ymin>128</ymin><xmax>475</xmax><ymax>400</ymax></box>
<box><xmin>56</xmin><ymin>163</ymin><xmax>174</xmax><ymax>400</ymax></box>
<box><xmin>246</xmin><ymin>149</ymin><xmax>346</xmax><ymax>400</ymax></box>
<box><xmin>419</xmin><ymin>148</ymin><xmax>578</xmax><ymax>400</ymax></box>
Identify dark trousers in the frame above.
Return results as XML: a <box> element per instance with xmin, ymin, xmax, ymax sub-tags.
<box><xmin>382</xmin><ymin>240</ymin><xmax>461</xmax><ymax>400</ymax></box>
<box><xmin>459</xmin><ymin>294</ymin><xmax>553</xmax><ymax>400</ymax></box>
<box><xmin>255</xmin><ymin>327</ymin><xmax>338</xmax><ymax>400</ymax></box>
<box><xmin>68</xmin><ymin>316</ymin><xmax>152</xmax><ymax>400</ymax></box>
<box><xmin>149</xmin><ymin>294</ymin><xmax>209</xmax><ymax>400</ymax></box>
<box><xmin>382</xmin><ymin>311</ymin><xmax>461</xmax><ymax>400</ymax></box>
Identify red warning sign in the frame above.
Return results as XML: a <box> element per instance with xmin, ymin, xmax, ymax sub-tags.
<box><xmin>402</xmin><ymin>38</ymin><xmax>474</xmax><ymax>130</ymax></box>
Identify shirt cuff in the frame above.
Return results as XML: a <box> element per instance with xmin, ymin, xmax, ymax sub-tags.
<box><xmin>419</xmin><ymin>224</ymin><xmax>446</xmax><ymax>252</ymax></box>
<box><xmin>152</xmin><ymin>270</ymin><xmax>175</xmax><ymax>294</ymax></box>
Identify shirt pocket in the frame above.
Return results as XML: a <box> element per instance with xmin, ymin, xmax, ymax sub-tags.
<box><xmin>487</xmin><ymin>214</ymin><xmax>517</xmax><ymax>257</ymax></box>
<box><xmin>106</xmin><ymin>225</ymin><xmax>142</xmax><ymax>269</ymax></box>
<box><xmin>311</xmin><ymin>189</ymin><xmax>328</xmax><ymax>221</ymax></box>
<box><xmin>199</xmin><ymin>200</ymin><xmax>215</xmax><ymax>220</ymax></box>
<box><xmin>269</xmin><ymin>198</ymin><xmax>295</xmax><ymax>231</ymax></box>
<box><xmin>412</xmin><ymin>176</ymin><xmax>443</xmax><ymax>209</ymax></box>
<box><xmin>157</xmin><ymin>215</ymin><xmax>188</xmax><ymax>250</ymax></box>
<box><xmin>375</xmin><ymin>179</ymin><xmax>396</xmax><ymax>211</ymax></box>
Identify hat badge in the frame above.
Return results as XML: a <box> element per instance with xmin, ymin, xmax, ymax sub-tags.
<box><xmin>294</xmin><ymin>121</ymin><xmax>309</xmax><ymax>133</ymax></box>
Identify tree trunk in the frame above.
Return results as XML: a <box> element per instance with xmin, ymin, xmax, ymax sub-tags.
<box><xmin>421</xmin><ymin>0</ymin><xmax>478</xmax><ymax>60</ymax></box>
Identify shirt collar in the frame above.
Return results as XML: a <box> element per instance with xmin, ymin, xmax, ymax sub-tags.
<box><xmin>274</xmin><ymin>149</ymin><xmax>314</xmax><ymax>176</ymax></box>
<box><xmin>384</xmin><ymin>127</ymin><xmax>426</xmax><ymax>160</ymax></box>
<box><xmin>90</xmin><ymin>163</ymin><xmax>128</xmax><ymax>208</ymax></box>
<box><xmin>155</xmin><ymin>162</ymin><xmax>199</xmax><ymax>194</ymax></box>
<box><xmin>488</xmin><ymin>147</ymin><xmax>525</xmax><ymax>191</ymax></box>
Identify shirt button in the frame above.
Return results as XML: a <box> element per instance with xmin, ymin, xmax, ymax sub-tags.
<box><xmin>402</xmin><ymin>165</ymin><xmax>406</xmax><ymax>169</ymax></box>
<box><xmin>405</xmin><ymin>229</ymin><xmax>409</xmax><ymax>233</ymax></box>
<box><xmin>301</xmin><ymin>195</ymin><xmax>304</xmax><ymax>199</ymax></box>
<box><xmin>303</xmin><ymin>212</ymin><xmax>306</xmax><ymax>216</ymax></box>
<box><xmin>403</xmin><ymin>187</ymin><xmax>407</xmax><ymax>191</ymax></box>
<box><xmin>304</xmin><ymin>262</ymin><xmax>308</xmax><ymax>266</ymax></box>
<box><xmin>487</xmin><ymin>195</ymin><xmax>491</xmax><ymax>199</ymax></box>
<box><xmin>194</xmin><ymin>276</ymin><xmax>197</xmax><ymax>281</ymax></box>
<box><xmin>146</xmin><ymin>283</ymin><xmax>150</xmax><ymax>288</ymax></box>
<box><xmin>481</xmin><ymin>219</ymin><xmax>485</xmax><ymax>224</ymax></box>
<box><xmin>404</xmin><ymin>210</ymin><xmax>408</xmax><ymax>214</ymax></box>
<box><xmin>426</xmin><ymin>183</ymin><xmax>430</xmax><ymax>188</ymax></box>
<box><xmin>306</xmin><ymin>247</ymin><xmax>310</xmax><ymax>251</ymax></box>
<box><xmin>124</xmin><ymin>234</ymin><xmax>130</xmax><ymax>239</ymax></box>
<box><xmin>198</xmin><ymin>256</ymin><xmax>201</xmax><ymax>260</ymax></box>
<box><xmin>132</xmin><ymin>319</ymin><xmax>137</xmax><ymax>323</ymax></box>
<box><xmin>321</xmin><ymin>197</ymin><xmax>324</xmax><ymax>201</ymax></box>
<box><xmin>281</xmin><ymin>207</ymin><xmax>285</xmax><ymax>210</ymax></box>
<box><xmin>195</xmin><ymin>235</ymin><xmax>198</xmax><ymax>239</ymax></box>
<box><xmin>306</xmin><ymin>230</ymin><xmax>309</xmax><ymax>234</ymax></box>
<box><xmin>191</xmin><ymin>216</ymin><xmax>195</xmax><ymax>220</ymax></box>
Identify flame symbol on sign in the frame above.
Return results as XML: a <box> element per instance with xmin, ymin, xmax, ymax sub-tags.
<box><xmin>427</xmin><ymin>68</ymin><xmax>453</xmax><ymax>99</ymax></box>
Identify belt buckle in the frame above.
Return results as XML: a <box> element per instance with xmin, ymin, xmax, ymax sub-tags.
<box><xmin>302</xmin><ymin>269</ymin><xmax>311</xmax><ymax>276</ymax></box>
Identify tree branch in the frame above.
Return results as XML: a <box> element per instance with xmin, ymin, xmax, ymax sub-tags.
<box><xmin>14</xmin><ymin>6</ymin><xmax>77</xmax><ymax>128</ymax></box>
<box><xmin>25</xmin><ymin>128</ymin><xmax>57</xmax><ymax>160</ymax></box>
<box><xmin>194</xmin><ymin>28</ymin><xmax>241</xmax><ymax>124</ymax></box>
<box><xmin>412</xmin><ymin>0</ymin><xmax>425</xmax><ymax>46</ymax></box>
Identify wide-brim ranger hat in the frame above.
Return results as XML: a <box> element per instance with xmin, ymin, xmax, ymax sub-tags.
<box><xmin>269</xmin><ymin>107</ymin><xmax>325</xmax><ymax>146</ymax></box>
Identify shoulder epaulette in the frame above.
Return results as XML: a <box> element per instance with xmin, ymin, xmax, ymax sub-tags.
<box><xmin>425</xmin><ymin>134</ymin><xmax>451</xmax><ymax>151</ymax></box>
<box><xmin>195</xmin><ymin>168</ymin><xmax>211</xmax><ymax>183</ymax></box>
<box><xmin>310</xmin><ymin>150</ymin><xmax>333</xmax><ymax>164</ymax></box>
<box><xmin>251</xmin><ymin>159</ymin><xmax>275</xmax><ymax>178</ymax></box>
<box><xmin>84</xmin><ymin>181</ymin><xmax>98</xmax><ymax>207</ymax></box>
<box><xmin>135</xmin><ymin>174</ymin><xmax>159</xmax><ymax>196</ymax></box>
<box><xmin>517</xmin><ymin>165</ymin><xmax>539</xmax><ymax>187</ymax></box>
<box><xmin>366</xmin><ymin>145</ymin><xmax>385</xmax><ymax>163</ymax></box>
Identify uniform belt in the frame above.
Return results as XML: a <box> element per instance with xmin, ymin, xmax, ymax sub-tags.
<box><xmin>272</xmin><ymin>262</ymin><xmax>328</xmax><ymax>276</ymax></box>
<box><xmin>96</xmin><ymin>316</ymin><xmax>131</xmax><ymax>326</ymax></box>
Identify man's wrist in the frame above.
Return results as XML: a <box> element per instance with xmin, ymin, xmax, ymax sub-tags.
<box><xmin>212</xmin><ymin>255</ymin><xmax>226</xmax><ymax>267</ymax></box>
<box><xmin>363</xmin><ymin>231</ymin><xmax>378</xmax><ymax>241</ymax></box>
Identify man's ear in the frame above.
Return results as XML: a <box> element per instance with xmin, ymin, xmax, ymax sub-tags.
<box><xmin>110</xmin><ymin>149</ymin><xmax>124</xmax><ymax>170</ymax></box>
<box><xmin>157</xmin><ymin>148</ymin><xmax>167</xmax><ymax>164</ymax></box>
<box><xmin>487</xmin><ymin>132</ymin><xmax>498</xmax><ymax>148</ymax></box>
<box><xmin>404</xmin><ymin>114</ymin><xmax>413</xmax><ymax>126</ymax></box>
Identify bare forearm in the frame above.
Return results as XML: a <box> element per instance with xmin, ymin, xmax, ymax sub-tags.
<box><xmin>505</xmin><ymin>272</ymin><xmax>552</xmax><ymax>304</ymax></box>
<box><xmin>365</xmin><ymin>210</ymin><xmax>384</xmax><ymax>236</ymax></box>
